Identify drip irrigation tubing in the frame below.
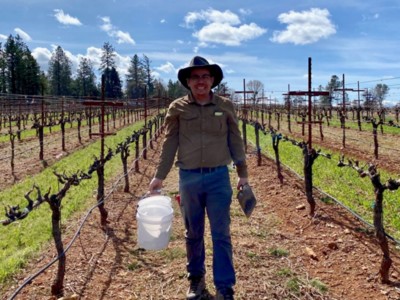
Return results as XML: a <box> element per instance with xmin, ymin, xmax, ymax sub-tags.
<box><xmin>248</xmin><ymin>138</ymin><xmax>400</xmax><ymax>246</ymax></box>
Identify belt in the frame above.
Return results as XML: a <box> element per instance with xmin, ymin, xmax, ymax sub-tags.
<box><xmin>181</xmin><ymin>166</ymin><xmax>225</xmax><ymax>174</ymax></box>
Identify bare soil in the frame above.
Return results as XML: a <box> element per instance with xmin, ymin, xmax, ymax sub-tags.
<box><xmin>2</xmin><ymin>121</ymin><xmax>400</xmax><ymax>299</ymax></box>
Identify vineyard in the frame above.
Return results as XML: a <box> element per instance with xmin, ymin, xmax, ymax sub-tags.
<box><xmin>1</xmin><ymin>92</ymin><xmax>400</xmax><ymax>299</ymax></box>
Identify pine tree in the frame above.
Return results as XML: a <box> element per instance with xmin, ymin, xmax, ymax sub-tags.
<box><xmin>142</xmin><ymin>54</ymin><xmax>154</xmax><ymax>96</ymax></box>
<box><xmin>0</xmin><ymin>43</ymin><xmax>6</xmax><ymax>93</ymax></box>
<box><xmin>21</xmin><ymin>51</ymin><xmax>41</xmax><ymax>95</ymax></box>
<box><xmin>99</xmin><ymin>42</ymin><xmax>116</xmax><ymax>71</ymax></box>
<box><xmin>5</xmin><ymin>35</ymin><xmax>26</xmax><ymax>93</ymax></box>
<box><xmin>109</xmin><ymin>67</ymin><xmax>123</xmax><ymax>98</ymax></box>
<box><xmin>126</xmin><ymin>54</ymin><xmax>145</xmax><ymax>98</ymax></box>
<box><xmin>3</xmin><ymin>35</ymin><xmax>41</xmax><ymax>95</ymax></box>
<box><xmin>153</xmin><ymin>78</ymin><xmax>167</xmax><ymax>98</ymax></box>
<box><xmin>99</xmin><ymin>42</ymin><xmax>122</xmax><ymax>98</ymax></box>
<box><xmin>76</xmin><ymin>57</ymin><xmax>99</xmax><ymax>97</ymax></box>
<box><xmin>48</xmin><ymin>46</ymin><xmax>72</xmax><ymax>96</ymax></box>
<box><xmin>167</xmin><ymin>79</ymin><xmax>186</xmax><ymax>99</ymax></box>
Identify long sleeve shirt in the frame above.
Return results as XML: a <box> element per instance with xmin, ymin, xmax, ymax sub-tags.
<box><xmin>155</xmin><ymin>92</ymin><xmax>248</xmax><ymax>180</ymax></box>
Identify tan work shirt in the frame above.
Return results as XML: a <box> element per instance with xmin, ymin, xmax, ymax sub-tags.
<box><xmin>155</xmin><ymin>93</ymin><xmax>248</xmax><ymax>180</ymax></box>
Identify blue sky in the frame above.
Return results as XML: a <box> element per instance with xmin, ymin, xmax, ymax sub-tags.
<box><xmin>1</xmin><ymin>0</ymin><xmax>400</xmax><ymax>105</ymax></box>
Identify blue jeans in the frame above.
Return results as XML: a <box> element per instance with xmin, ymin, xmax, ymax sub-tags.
<box><xmin>179</xmin><ymin>166</ymin><xmax>235</xmax><ymax>290</ymax></box>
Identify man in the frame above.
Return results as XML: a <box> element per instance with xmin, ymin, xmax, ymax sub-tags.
<box><xmin>148</xmin><ymin>56</ymin><xmax>248</xmax><ymax>300</ymax></box>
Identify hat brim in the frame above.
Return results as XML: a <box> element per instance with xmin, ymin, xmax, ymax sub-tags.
<box><xmin>178</xmin><ymin>64</ymin><xmax>223</xmax><ymax>90</ymax></box>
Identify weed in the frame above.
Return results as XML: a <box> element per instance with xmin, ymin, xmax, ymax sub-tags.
<box><xmin>160</xmin><ymin>247</ymin><xmax>186</xmax><ymax>261</ymax></box>
<box><xmin>286</xmin><ymin>277</ymin><xmax>301</xmax><ymax>294</ymax></box>
<box><xmin>269</xmin><ymin>247</ymin><xmax>289</xmax><ymax>257</ymax></box>
<box><xmin>127</xmin><ymin>261</ymin><xmax>141</xmax><ymax>271</ymax></box>
<box><xmin>250</xmin><ymin>228</ymin><xmax>268</xmax><ymax>238</ymax></box>
<box><xmin>277</xmin><ymin>267</ymin><xmax>293</xmax><ymax>277</ymax></box>
<box><xmin>311</xmin><ymin>278</ymin><xmax>328</xmax><ymax>293</ymax></box>
<box><xmin>320</xmin><ymin>196</ymin><xmax>334</xmax><ymax>204</ymax></box>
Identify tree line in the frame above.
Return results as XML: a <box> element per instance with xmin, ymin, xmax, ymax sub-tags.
<box><xmin>0</xmin><ymin>34</ymin><xmax>189</xmax><ymax>100</ymax></box>
<box><xmin>4</xmin><ymin>33</ymin><xmax>390</xmax><ymax>108</ymax></box>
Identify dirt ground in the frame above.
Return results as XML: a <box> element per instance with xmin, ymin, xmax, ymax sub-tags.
<box><xmin>2</xmin><ymin>126</ymin><xmax>400</xmax><ymax>299</ymax></box>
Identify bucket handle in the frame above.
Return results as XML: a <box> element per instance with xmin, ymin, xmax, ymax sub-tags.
<box><xmin>136</xmin><ymin>189</ymin><xmax>167</xmax><ymax>213</ymax></box>
<box><xmin>141</xmin><ymin>189</ymin><xmax>165</xmax><ymax>200</ymax></box>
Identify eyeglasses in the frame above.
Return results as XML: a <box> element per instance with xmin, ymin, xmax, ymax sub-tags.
<box><xmin>189</xmin><ymin>74</ymin><xmax>212</xmax><ymax>81</ymax></box>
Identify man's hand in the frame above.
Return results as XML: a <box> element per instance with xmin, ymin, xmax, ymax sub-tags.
<box><xmin>237</xmin><ymin>177</ymin><xmax>249</xmax><ymax>190</ymax></box>
<box><xmin>149</xmin><ymin>177</ymin><xmax>163</xmax><ymax>195</ymax></box>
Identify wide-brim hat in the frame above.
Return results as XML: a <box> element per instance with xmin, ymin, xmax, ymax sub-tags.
<box><xmin>178</xmin><ymin>56</ymin><xmax>223</xmax><ymax>90</ymax></box>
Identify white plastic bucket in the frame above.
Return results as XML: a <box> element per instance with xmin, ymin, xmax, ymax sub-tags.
<box><xmin>136</xmin><ymin>204</ymin><xmax>173</xmax><ymax>250</ymax></box>
<box><xmin>138</xmin><ymin>195</ymin><xmax>172</xmax><ymax>208</ymax></box>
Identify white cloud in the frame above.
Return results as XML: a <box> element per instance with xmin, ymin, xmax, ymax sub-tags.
<box><xmin>83</xmin><ymin>46</ymin><xmax>130</xmax><ymax>76</ymax></box>
<box><xmin>184</xmin><ymin>8</ymin><xmax>241</xmax><ymax>27</ymax></box>
<box><xmin>115</xmin><ymin>30</ymin><xmax>135</xmax><ymax>44</ymax></box>
<box><xmin>14</xmin><ymin>28</ymin><xmax>32</xmax><ymax>41</ymax></box>
<box><xmin>239</xmin><ymin>8</ymin><xmax>252</xmax><ymax>16</ymax></box>
<box><xmin>100</xmin><ymin>16</ymin><xmax>113</xmax><ymax>32</ymax></box>
<box><xmin>0</xmin><ymin>34</ymin><xmax>7</xmax><ymax>40</ymax></box>
<box><xmin>194</xmin><ymin>22</ymin><xmax>266</xmax><ymax>46</ymax></box>
<box><xmin>114</xmin><ymin>52</ymin><xmax>131</xmax><ymax>76</ymax></box>
<box><xmin>31</xmin><ymin>47</ymin><xmax>52</xmax><ymax>72</ymax></box>
<box><xmin>183</xmin><ymin>8</ymin><xmax>266</xmax><ymax>47</ymax></box>
<box><xmin>271</xmin><ymin>8</ymin><xmax>336</xmax><ymax>45</ymax></box>
<box><xmin>156</xmin><ymin>62</ymin><xmax>176</xmax><ymax>74</ymax></box>
<box><xmin>54</xmin><ymin>9</ymin><xmax>82</xmax><ymax>26</ymax></box>
<box><xmin>85</xmin><ymin>46</ymin><xmax>103</xmax><ymax>67</ymax></box>
<box><xmin>85</xmin><ymin>47</ymin><xmax>131</xmax><ymax>76</ymax></box>
<box><xmin>64</xmin><ymin>49</ymin><xmax>80</xmax><ymax>73</ymax></box>
<box><xmin>363</xmin><ymin>13</ymin><xmax>380</xmax><ymax>21</ymax></box>
<box><xmin>99</xmin><ymin>16</ymin><xmax>135</xmax><ymax>45</ymax></box>
<box><xmin>160</xmin><ymin>19</ymin><xmax>166</xmax><ymax>23</ymax></box>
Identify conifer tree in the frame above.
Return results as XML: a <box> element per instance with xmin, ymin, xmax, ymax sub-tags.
<box><xmin>48</xmin><ymin>46</ymin><xmax>72</xmax><ymax>96</ymax></box>
<box><xmin>99</xmin><ymin>42</ymin><xmax>122</xmax><ymax>98</ymax></box>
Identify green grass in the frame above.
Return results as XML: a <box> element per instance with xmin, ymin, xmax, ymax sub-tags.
<box><xmin>160</xmin><ymin>247</ymin><xmax>186</xmax><ymax>262</ymax></box>
<box><xmin>277</xmin><ymin>267</ymin><xmax>293</xmax><ymax>277</ymax></box>
<box><xmin>286</xmin><ymin>277</ymin><xmax>301</xmax><ymax>294</ymax></box>
<box><xmin>245</xmin><ymin>122</ymin><xmax>400</xmax><ymax>240</ymax></box>
<box><xmin>246</xmin><ymin>251</ymin><xmax>262</xmax><ymax>264</ymax></box>
<box><xmin>127</xmin><ymin>261</ymin><xmax>142</xmax><ymax>271</ymax></box>
<box><xmin>322</xmin><ymin>115</ymin><xmax>400</xmax><ymax>135</ymax></box>
<box><xmin>311</xmin><ymin>278</ymin><xmax>329</xmax><ymax>293</ymax></box>
<box><xmin>269</xmin><ymin>247</ymin><xmax>289</xmax><ymax>257</ymax></box>
<box><xmin>0</xmin><ymin>120</ymin><xmax>144</xmax><ymax>284</ymax></box>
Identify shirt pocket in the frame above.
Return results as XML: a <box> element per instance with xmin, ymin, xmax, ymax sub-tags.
<box><xmin>204</xmin><ymin>115</ymin><xmax>228</xmax><ymax>135</ymax></box>
<box><xmin>180</xmin><ymin>112</ymin><xmax>200</xmax><ymax>131</ymax></box>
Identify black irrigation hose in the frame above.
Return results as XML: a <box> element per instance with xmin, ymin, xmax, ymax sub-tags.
<box><xmin>313</xmin><ymin>186</ymin><xmax>399</xmax><ymax>244</ymax></box>
<box><xmin>7</xmin><ymin>128</ymin><xmax>162</xmax><ymax>299</ymax></box>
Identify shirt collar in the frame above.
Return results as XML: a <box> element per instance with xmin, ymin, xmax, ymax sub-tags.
<box><xmin>187</xmin><ymin>92</ymin><xmax>218</xmax><ymax>105</ymax></box>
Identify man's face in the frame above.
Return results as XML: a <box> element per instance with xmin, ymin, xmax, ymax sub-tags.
<box><xmin>187</xmin><ymin>68</ymin><xmax>214</xmax><ymax>99</ymax></box>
